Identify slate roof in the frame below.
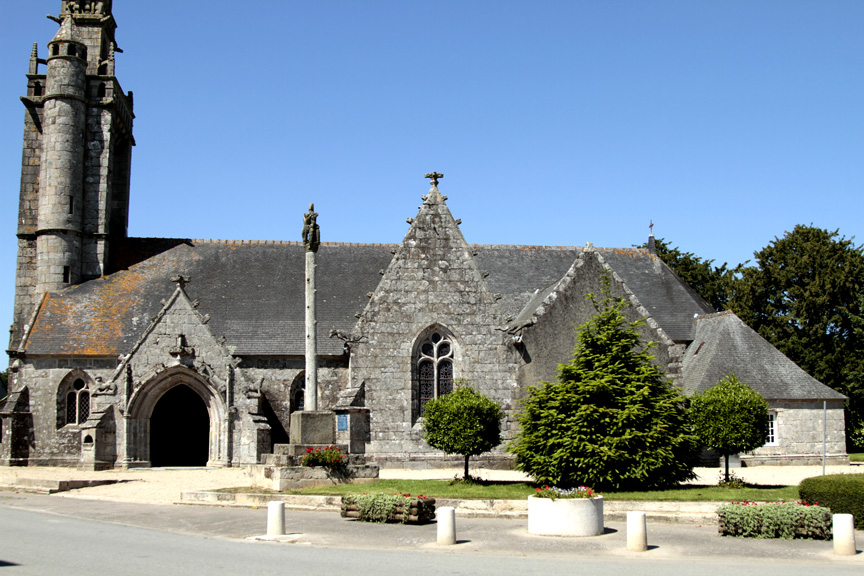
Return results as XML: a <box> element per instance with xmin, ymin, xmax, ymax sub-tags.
<box><xmin>22</xmin><ymin>240</ymin><xmax>716</xmax><ymax>357</ymax></box>
<box><xmin>481</xmin><ymin>246</ymin><xmax>714</xmax><ymax>342</ymax></box>
<box><xmin>601</xmin><ymin>249</ymin><xmax>714</xmax><ymax>341</ymax></box>
<box><xmin>24</xmin><ymin>240</ymin><xmax>395</xmax><ymax>357</ymax></box>
<box><xmin>472</xmin><ymin>245</ymin><xmax>586</xmax><ymax>322</ymax></box>
<box><xmin>681</xmin><ymin>311</ymin><xmax>846</xmax><ymax>401</ymax></box>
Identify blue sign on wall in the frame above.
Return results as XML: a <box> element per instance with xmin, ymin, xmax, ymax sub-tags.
<box><xmin>337</xmin><ymin>414</ymin><xmax>348</xmax><ymax>431</ymax></box>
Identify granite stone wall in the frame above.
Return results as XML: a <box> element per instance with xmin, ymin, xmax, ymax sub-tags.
<box><xmin>351</xmin><ymin>187</ymin><xmax>521</xmax><ymax>466</ymax></box>
<box><xmin>747</xmin><ymin>400</ymin><xmax>848</xmax><ymax>464</ymax></box>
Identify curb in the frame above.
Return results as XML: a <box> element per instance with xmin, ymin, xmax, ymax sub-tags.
<box><xmin>179</xmin><ymin>491</ymin><xmax>720</xmax><ymax>524</ymax></box>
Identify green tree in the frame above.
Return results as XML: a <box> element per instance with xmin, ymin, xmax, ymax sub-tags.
<box><xmin>730</xmin><ymin>225</ymin><xmax>864</xmax><ymax>448</ymax></box>
<box><xmin>422</xmin><ymin>381</ymin><xmax>503</xmax><ymax>480</ymax></box>
<box><xmin>509</xmin><ymin>281</ymin><xmax>698</xmax><ymax>491</ymax></box>
<box><xmin>689</xmin><ymin>374</ymin><xmax>769</xmax><ymax>481</ymax></box>
<box><xmin>642</xmin><ymin>237</ymin><xmax>741</xmax><ymax>311</ymax></box>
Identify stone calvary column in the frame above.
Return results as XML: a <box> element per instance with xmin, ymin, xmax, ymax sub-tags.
<box><xmin>302</xmin><ymin>203</ymin><xmax>320</xmax><ymax>411</ymax></box>
<box><xmin>289</xmin><ymin>204</ymin><xmax>334</xmax><ymax>446</ymax></box>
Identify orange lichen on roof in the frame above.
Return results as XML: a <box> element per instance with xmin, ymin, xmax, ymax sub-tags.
<box><xmin>25</xmin><ymin>246</ymin><xmax>192</xmax><ymax>356</ymax></box>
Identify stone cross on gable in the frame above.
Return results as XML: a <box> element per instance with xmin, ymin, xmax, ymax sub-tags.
<box><xmin>424</xmin><ymin>172</ymin><xmax>443</xmax><ymax>187</ymax></box>
<box><xmin>171</xmin><ymin>275</ymin><xmax>191</xmax><ymax>290</ymax></box>
<box><xmin>649</xmin><ymin>220</ymin><xmax>654</xmax><ymax>235</ymax></box>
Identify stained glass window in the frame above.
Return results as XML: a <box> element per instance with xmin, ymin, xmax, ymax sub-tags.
<box><xmin>416</xmin><ymin>331</ymin><xmax>455</xmax><ymax>416</ymax></box>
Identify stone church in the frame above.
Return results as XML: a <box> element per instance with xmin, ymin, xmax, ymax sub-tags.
<box><xmin>1</xmin><ymin>1</ymin><xmax>847</xmax><ymax>470</ymax></box>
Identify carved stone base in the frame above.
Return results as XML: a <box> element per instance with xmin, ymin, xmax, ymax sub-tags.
<box><xmin>290</xmin><ymin>411</ymin><xmax>334</xmax><ymax>445</ymax></box>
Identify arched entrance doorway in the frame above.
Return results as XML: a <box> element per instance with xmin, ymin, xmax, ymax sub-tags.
<box><xmin>149</xmin><ymin>384</ymin><xmax>210</xmax><ymax>467</ymax></box>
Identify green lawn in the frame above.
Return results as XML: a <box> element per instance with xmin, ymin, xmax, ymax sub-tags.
<box><xmin>256</xmin><ymin>479</ymin><xmax>800</xmax><ymax>502</ymax></box>
<box><xmin>849</xmin><ymin>452</ymin><xmax>864</xmax><ymax>463</ymax></box>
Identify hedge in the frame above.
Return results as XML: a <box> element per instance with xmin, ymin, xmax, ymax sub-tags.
<box><xmin>717</xmin><ymin>502</ymin><xmax>832</xmax><ymax>539</ymax></box>
<box><xmin>798</xmin><ymin>474</ymin><xmax>864</xmax><ymax>529</ymax></box>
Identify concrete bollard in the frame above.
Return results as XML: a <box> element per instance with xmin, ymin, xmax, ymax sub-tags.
<box><xmin>833</xmin><ymin>514</ymin><xmax>857</xmax><ymax>556</ymax></box>
<box><xmin>267</xmin><ymin>501</ymin><xmax>285</xmax><ymax>536</ymax></box>
<box><xmin>627</xmin><ymin>511</ymin><xmax>648</xmax><ymax>552</ymax></box>
<box><xmin>437</xmin><ymin>506</ymin><xmax>457</xmax><ymax>545</ymax></box>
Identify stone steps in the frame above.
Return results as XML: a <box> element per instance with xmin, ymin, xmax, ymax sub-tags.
<box><xmin>0</xmin><ymin>477</ymin><xmax>120</xmax><ymax>494</ymax></box>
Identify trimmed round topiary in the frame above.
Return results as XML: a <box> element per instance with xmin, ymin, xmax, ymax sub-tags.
<box><xmin>798</xmin><ymin>474</ymin><xmax>864</xmax><ymax>529</ymax></box>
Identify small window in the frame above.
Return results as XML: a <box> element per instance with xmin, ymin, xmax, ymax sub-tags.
<box><xmin>63</xmin><ymin>266</ymin><xmax>71</xmax><ymax>284</ymax></box>
<box><xmin>64</xmin><ymin>379</ymin><xmax>90</xmax><ymax>425</ymax></box>
<box><xmin>290</xmin><ymin>373</ymin><xmax>305</xmax><ymax>414</ymax></box>
<box><xmin>33</xmin><ymin>82</ymin><xmax>44</xmax><ymax>97</ymax></box>
<box><xmin>69</xmin><ymin>196</ymin><xmax>75</xmax><ymax>214</ymax></box>
<box><xmin>52</xmin><ymin>44</ymin><xmax>60</xmax><ymax>56</ymax></box>
<box><xmin>97</xmin><ymin>82</ymin><xmax>107</xmax><ymax>98</ymax></box>
<box><xmin>67</xmin><ymin>45</ymin><xmax>76</xmax><ymax>57</ymax></box>
<box><xmin>766</xmin><ymin>412</ymin><xmax>778</xmax><ymax>446</ymax></box>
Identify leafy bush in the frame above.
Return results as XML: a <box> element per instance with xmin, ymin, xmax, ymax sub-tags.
<box><xmin>422</xmin><ymin>381</ymin><xmax>503</xmax><ymax>480</ymax></box>
<box><xmin>689</xmin><ymin>374</ymin><xmax>769</xmax><ymax>481</ymax></box>
<box><xmin>799</xmin><ymin>474</ymin><xmax>864</xmax><ymax>529</ymax></box>
<box><xmin>509</xmin><ymin>280</ymin><xmax>699</xmax><ymax>490</ymax></box>
<box><xmin>716</xmin><ymin>471</ymin><xmax>745</xmax><ymax>489</ymax></box>
<box><xmin>534</xmin><ymin>485</ymin><xmax>597</xmax><ymax>499</ymax></box>
<box><xmin>717</xmin><ymin>502</ymin><xmax>832</xmax><ymax>539</ymax></box>
<box><xmin>354</xmin><ymin>493</ymin><xmax>413</xmax><ymax>523</ymax></box>
<box><xmin>301</xmin><ymin>445</ymin><xmax>347</xmax><ymax>471</ymax></box>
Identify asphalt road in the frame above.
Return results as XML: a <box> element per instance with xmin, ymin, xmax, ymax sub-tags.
<box><xmin>0</xmin><ymin>492</ymin><xmax>861</xmax><ymax>575</ymax></box>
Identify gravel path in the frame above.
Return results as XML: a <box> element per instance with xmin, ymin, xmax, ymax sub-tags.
<box><xmin>0</xmin><ymin>464</ymin><xmax>860</xmax><ymax>505</ymax></box>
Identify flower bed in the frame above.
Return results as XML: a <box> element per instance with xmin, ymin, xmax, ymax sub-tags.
<box><xmin>302</xmin><ymin>445</ymin><xmax>348</xmax><ymax>471</ymax></box>
<box><xmin>716</xmin><ymin>501</ymin><xmax>832</xmax><ymax>539</ymax></box>
<box><xmin>528</xmin><ymin>485</ymin><xmax>604</xmax><ymax>536</ymax></box>
<box><xmin>341</xmin><ymin>493</ymin><xmax>436</xmax><ymax>524</ymax></box>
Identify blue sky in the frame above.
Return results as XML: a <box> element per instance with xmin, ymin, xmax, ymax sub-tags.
<box><xmin>1</xmin><ymin>1</ymin><xmax>862</xmax><ymax>338</ymax></box>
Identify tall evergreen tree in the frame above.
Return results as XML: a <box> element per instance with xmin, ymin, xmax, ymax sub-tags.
<box><xmin>509</xmin><ymin>280</ymin><xmax>699</xmax><ymax>490</ymax></box>
<box><xmin>730</xmin><ymin>225</ymin><xmax>864</xmax><ymax>448</ymax></box>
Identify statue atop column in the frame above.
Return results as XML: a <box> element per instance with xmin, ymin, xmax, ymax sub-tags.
<box><xmin>302</xmin><ymin>203</ymin><xmax>320</xmax><ymax>252</ymax></box>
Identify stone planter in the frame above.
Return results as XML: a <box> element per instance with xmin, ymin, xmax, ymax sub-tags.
<box><xmin>340</xmin><ymin>495</ymin><xmax>437</xmax><ymax>524</ymax></box>
<box><xmin>527</xmin><ymin>495</ymin><xmax>604</xmax><ymax>536</ymax></box>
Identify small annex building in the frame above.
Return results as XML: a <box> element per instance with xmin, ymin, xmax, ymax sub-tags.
<box><xmin>1</xmin><ymin>1</ymin><xmax>847</xmax><ymax>469</ymax></box>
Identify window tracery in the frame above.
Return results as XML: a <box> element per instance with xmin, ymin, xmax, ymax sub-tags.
<box><xmin>416</xmin><ymin>330</ymin><xmax>454</xmax><ymax>416</ymax></box>
<box><xmin>63</xmin><ymin>378</ymin><xmax>90</xmax><ymax>426</ymax></box>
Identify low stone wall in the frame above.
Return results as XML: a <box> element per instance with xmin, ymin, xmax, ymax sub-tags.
<box><xmin>247</xmin><ymin>464</ymin><xmax>380</xmax><ymax>492</ymax></box>
<box><xmin>179</xmin><ymin>491</ymin><xmax>722</xmax><ymax>524</ymax></box>
<box><xmin>743</xmin><ymin>455</ymin><xmax>850</xmax><ymax>466</ymax></box>
<box><xmin>181</xmin><ymin>492</ymin><xmax>342</xmax><ymax>510</ymax></box>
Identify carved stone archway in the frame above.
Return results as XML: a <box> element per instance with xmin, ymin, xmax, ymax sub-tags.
<box><xmin>123</xmin><ymin>366</ymin><xmax>229</xmax><ymax>467</ymax></box>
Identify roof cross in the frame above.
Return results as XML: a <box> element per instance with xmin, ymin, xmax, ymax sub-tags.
<box><xmin>424</xmin><ymin>172</ymin><xmax>443</xmax><ymax>186</ymax></box>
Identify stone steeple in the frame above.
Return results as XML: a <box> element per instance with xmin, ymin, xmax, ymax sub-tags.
<box><xmin>11</xmin><ymin>0</ymin><xmax>134</xmax><ymax>350</ymax></box>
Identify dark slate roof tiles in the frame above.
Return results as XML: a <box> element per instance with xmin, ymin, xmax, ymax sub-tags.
<box><xmin>24</xmin><ymin>240</ymin><xmax>719</xmax><ymax>358</ymax></box>
<box><xmin>681</xmin><ymin>311</ymin><xmax>845</xmax><ymax>401</ymax></box>
<box><xmin>25</xmin><ymin>241</ymin><xmax>395</xmax><ymax>357</ymax></box>
<box><xmin>600</xmin><ymin>249</ymin><xmax>714</xmax><ymax>341</ymax></box>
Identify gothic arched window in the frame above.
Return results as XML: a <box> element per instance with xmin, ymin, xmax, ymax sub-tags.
<box><xmin>416</xmin><ymin>330</ymin><xmax>455</xmax><ymax>417</ymax></box>
<box><xmin>63</xmin><ymin>379</ymin><xmax>90</xmax><ymax>426</ymax></box>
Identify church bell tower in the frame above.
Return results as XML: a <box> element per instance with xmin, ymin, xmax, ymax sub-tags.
<box><xmin>11</xmin><ymin>0</ymin><xmax>134</xmax><ymax>348</ymax></box>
